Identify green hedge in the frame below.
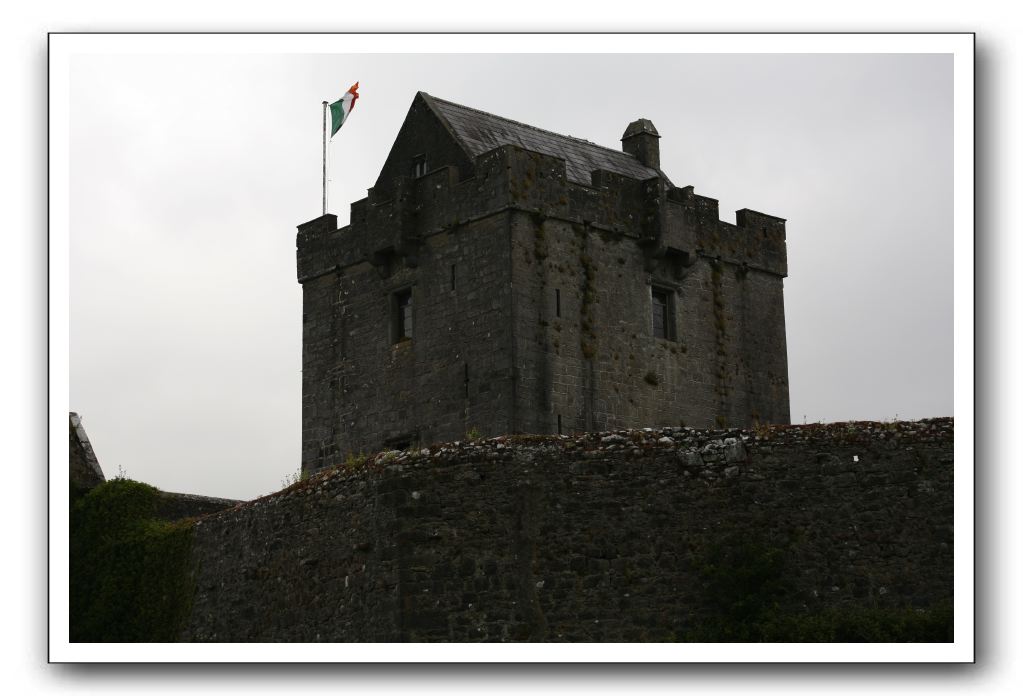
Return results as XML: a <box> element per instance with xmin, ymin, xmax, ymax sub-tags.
<box><xmin>70</xmin><ymin>479</ymin><xmax>196</xmax><ymax>642</ymax></box>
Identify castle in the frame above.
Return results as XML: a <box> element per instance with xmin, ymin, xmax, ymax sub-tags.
<box><xmin>297</xmin><ymin>92</ymin><xmax>790</xmax><ymax>474</ymax></box>
<box><xmin>69</xmin><ymin>97</ymin><xmax>958</xmax><ymax>645</ymax></box>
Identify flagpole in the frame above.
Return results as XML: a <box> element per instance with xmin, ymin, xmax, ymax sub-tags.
<box><xmin>322</xmin><ymin>101</ymin><xmax>328</xmax><ymax>216</ymax></box>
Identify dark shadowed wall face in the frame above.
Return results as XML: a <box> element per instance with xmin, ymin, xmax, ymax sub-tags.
<box><xmin>299</xmin><ymin>212</ymin><xmax>517</xmax><ymax>473</ymax></box>
<box><xmin>184</xmin><ymin>419</ymin><xmax>953</xmax><ymax>642</ymax></box>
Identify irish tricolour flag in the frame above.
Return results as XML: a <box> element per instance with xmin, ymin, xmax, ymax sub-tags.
<box><xmin>329</xmin><ymin>82</ymin><xmax>360</xmax><ymax>136</ymax></box>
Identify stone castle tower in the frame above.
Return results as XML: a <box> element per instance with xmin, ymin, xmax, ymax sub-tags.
<box><xmin>297</xmin><ymin>92</ymin><xmax>789</xmax><ymax>474</ymax></box>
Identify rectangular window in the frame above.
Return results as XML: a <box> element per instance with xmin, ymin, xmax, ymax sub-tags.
<box><xmin>651</xmin><ymin>287</ymin><xmax>676</xmax><ymax>340</ymax></box>
<box><xmin>392</xmin><ymin>288</ymin><xmax>413</xmax><ymax>342</ymax></box>
<box><xmin>555</xmin><ymin>288</ymin><xmax>561</xmax><ymax>318</ymax></box>
<box><xmin>411</xmin><ymin>154</ymin><xmax>427</xmax><ymax>178</ymax></box>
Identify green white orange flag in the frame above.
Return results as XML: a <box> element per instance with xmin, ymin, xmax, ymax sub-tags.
<box><xmin>329</xmin><ymin>82</ymin><xmax>360</xmax><ymax>136</ymax></box>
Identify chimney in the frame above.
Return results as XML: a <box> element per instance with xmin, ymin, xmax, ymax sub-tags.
<box><xmin>621</xmin><ymin>118</ymin><xmax>660</xmax><ymax>170</ymax></box>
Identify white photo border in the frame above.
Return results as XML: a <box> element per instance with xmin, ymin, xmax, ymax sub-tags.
<box><xmin>49</xmin><ymin>31</ymin><xmax>974</xmax><ymax>664</ymax></box>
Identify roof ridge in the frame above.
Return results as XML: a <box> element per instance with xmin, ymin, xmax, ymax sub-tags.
<box><xmin>426</xmin><ymin>93</ymin><xmax>644</xmax><ymax>161</ymax></box>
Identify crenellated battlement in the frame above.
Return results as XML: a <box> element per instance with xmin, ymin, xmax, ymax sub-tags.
<box><xmin>296</xmin><ymin>92</ymin><xmax>790</xmax><ymax>473</ymax></box>
<box><xmin>298</xmin><ymin>143</ymin><xmax>787</xmax><ymax>285</ymax></box>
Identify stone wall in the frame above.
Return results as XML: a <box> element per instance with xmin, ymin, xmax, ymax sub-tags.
<box><xmin>183</xmin><ymin>418</ymin><xmax>953</xmax><ymax>642</ymax></box>
<box><xmin>154</xmin><ymin>492</ymin><xmax>241</xmax><ymax>522</ymax></box>
<box><xmin>299</xmin><ymin>210</ymin><xmax>517</xmax><ymax>473</ymax></box>
<box><xmin>509</xmin><ymin>209</ymin><xmax>788</xmax><ymax>435</ymax></box>
<box><xmin>69</xmin><ymin>412</ymin><xmax>105</xmax><ymax>492</ymax></box>
<box><xmin>298</xmin><ymin>143</ymin><xmax>790</xmax><ymax>471</ymax></box>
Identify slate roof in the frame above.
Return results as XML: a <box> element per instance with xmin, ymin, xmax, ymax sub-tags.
<box><xmin>421</xmin><ymin>92</ymin><xmax>664</xmax><ymax>186</ymax></box>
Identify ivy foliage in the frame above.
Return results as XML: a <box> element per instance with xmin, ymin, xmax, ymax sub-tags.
<box><xmin>70</xmin><ymin>478</ymin><xmax>195</xmax><ymax>642</ymax></box>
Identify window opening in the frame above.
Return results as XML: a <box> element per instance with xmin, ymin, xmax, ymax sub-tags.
<box><xmin>651</xmin><ymin>288</ymin><xmax>670</xmax><ymax>340</ymax></box>
<box><xmin>411</xmin><ymin>154</ymin><xmax>427</xmax><ymax>178</ymax></box>
<box><xmin>392</xmin><ymin>288</ymin><xmax>413</xmax><ymax>342</ymax></box>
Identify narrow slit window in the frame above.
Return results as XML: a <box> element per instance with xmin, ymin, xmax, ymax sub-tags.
<box><xmin>392</xmin><ymin>288</ymin><xmax>413</xmax><ymax>342</ymax></box>
<box><xmin>651</xmin><ymin>287</ymin><xmax>676</xmax><ymax>341</ymax></box>
<box><xmin>555</xmin><ymin>288</ymin><xmax>561</xmax><ymax>318</ymax></box>
<box><xmin>411</xmin><ymin>154</ymin><xmax>427</xmax><ymax>178</ymax></box>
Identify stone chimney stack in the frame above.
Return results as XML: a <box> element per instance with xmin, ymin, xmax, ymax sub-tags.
<box><xmin>621</xmin><ymin>118</ymin><xmax>661</xmax><ymax>170</ymax></box>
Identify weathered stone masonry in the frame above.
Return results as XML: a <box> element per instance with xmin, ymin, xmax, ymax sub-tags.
<box><xmin>70</xmin><ymin>412</ymin><xmax>105</xmax><ymax>491</ymax></box>
<box><xmin>183</xmin><ymin>419</ymin><xmax>953</xmax><ymax>642</ymax></box>
<box><xmin>297</xmin><ymin>92</ymin><xmax>790</xmax><ymax>474</ymax></box>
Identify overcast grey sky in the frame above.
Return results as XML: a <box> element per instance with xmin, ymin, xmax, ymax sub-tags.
<box><xmin>68</xmin><ymin>51</ymin><xmax>953</xmax><ymax>500</ymax></box>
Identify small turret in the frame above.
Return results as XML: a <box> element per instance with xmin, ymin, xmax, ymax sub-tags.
<box><xmin>621</xmin><ymin>118</ymin><xmax>661</xmax><ymax>170</ymax></box>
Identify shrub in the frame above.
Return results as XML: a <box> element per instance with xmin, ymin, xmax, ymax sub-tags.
<box><xmin>70</xmin><ymin>478</ymin><xmax>195</xmax><ymax>641</ymax></box>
